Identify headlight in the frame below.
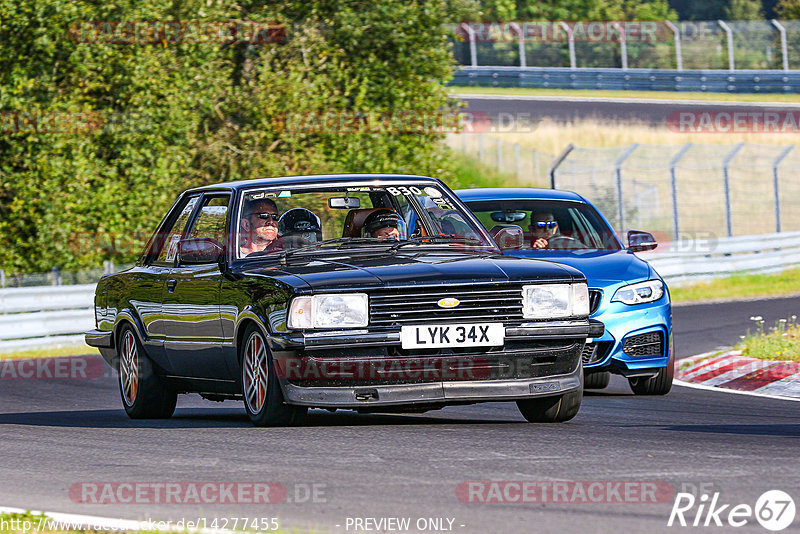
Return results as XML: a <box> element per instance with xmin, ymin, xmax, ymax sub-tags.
<box><xmin>611</xmin><ymin>280</ymin><xmax>664</xmax><ymax>305</ymax></box>
<box><xmin>522</xmin><ymin>283</ymin><xmax>589</xmax><ymax>319</ymax></box>
<box><xmin>288</xmin><ymin>293</ymin><xmax>369</xmax><ymax>329</ymax></box>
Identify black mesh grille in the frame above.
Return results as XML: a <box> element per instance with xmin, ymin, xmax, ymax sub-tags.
<box><xmin>622</xmin><ymin>331</ymin><xmax>664</xmax><ymax>357</ymax></box>
<box><xmin>589</xmin><ymin>289</ymin><xmax>602</xmax><ymax>314</ymax></box>
<box><xmin>369</xmin><ymin>284</ymin><xmax>524</xmax><ymax>327</ymax></box>
<box><xmin>582</xmin><ymin>341</ymin><xmax>613</xmax><ymax>364</ymax></box>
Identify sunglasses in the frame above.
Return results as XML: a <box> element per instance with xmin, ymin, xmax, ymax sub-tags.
<box><xmin>254</xmin><ymin>212</ymin><xmax>280</xmax><ymax>222</ymax></box>
<box><xmin>533</xmin><ymin>221</ymin><xmax>558</xmax><ymax>229</ymax></box>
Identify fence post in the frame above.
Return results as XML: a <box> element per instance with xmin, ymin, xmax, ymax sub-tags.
<box><xmin>722</xmin><ymin>143</ymin><xmax>745</xmax><ymax>237</ymax></box>
<box><xmin>614</xmin><ymin>144</ymin><xmax>639</xmax><ymax>233</ymax></box>
<box><xmin>772</xmin><ymin>145</ymin><xmax>794</xmax><ymax>233</ymax></box>
<box><xmin>770</xmin><ymin>20</ymin><xmax>789</xmax><ymax>72</ymax></box>
<box><xmin>496</xmin><ymin>138</ymin><xmax>503</xmax><ymax>172</ymax></box>
<box><xmin>558</xmin><ymin>22</ymin><xmax>576</xmax><ymax>69</ymax></box>
<box><xmin>665</xmin><ymin>20</ymin><xmax>683</xmax><ymax>71</ymax></box>
<box><xmin>460</xmin><ymin>23</ymin><xmax>478</xmax><ymax>68</ymax></box>
<box><xmin>669</xmin><ymin>143</ymin><xmax>692</xmax><ymax>240</ymax></box>
<box><xmin>514</xmin><ymin>144</ymin><xmax>521</xmax><ymax>179</ymax></box>
<box><xmin>52</xmin><ymin>266</ymin><xmax>62</xmax><ymax>286</ymax></box>
<box><xmin>478</xmin><ymin>133</ymin><xmax>485</xmax><ymax>163</ymax></box>
<box><xmin>509</xmin><ymin>22</ymin><xmax>526</xmax><ymax>68</ymax></box>
<box><xmin>612</xmin><ymin>22</ymin><xmax>628</xmax><ymax>70</ymax></box>
<box><xmin>548</xmin><ymin>143</ymin><xmax>575</xmax><ymax>189</ymax></box>
<box><xmin>718</xmin><ymin>20</ymin><xmax>735</xmax><ymax>71</ymax></box>
<box><xmin>0</xmin><ymin>269</ymin><xmax>4</xmax><ymax>288</ymax></box>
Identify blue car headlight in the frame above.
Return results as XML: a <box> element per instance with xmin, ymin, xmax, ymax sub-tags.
<box><xmin>611</xmin><ymin>280</ymin><xmax>664</xmax><ymax>305</ymax></box>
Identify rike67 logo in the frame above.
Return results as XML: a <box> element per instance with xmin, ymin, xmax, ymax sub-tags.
<box><xmin>668</xmin><ymin>490</ymin><xmax>795</xmax><ymax>531</ymax></box>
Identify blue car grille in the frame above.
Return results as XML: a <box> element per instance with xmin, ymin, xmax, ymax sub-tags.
<box><xmin>622</xmin><ymin>331</ymin><xmax>664</xmax><ymax>357</ymax></box>
<box><xmin>589</xmin><ymin>289</ymin><xmax>602</xmax><ymax>314</ymax></box>
<box><xmin>582</xmin><ymin>341</ymin><xmax>612</xmax><ymax>364</ymax></box>
<box><xmin>369</xmin><ymin>284</ymin><xmax>524</xmax><ymax>327</ymax></box>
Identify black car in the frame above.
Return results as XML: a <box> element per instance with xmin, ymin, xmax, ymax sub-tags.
<box><xmin>85</xmin><ymin>174</ymin><xmax>603</xmax><ymax>426</ymax></box>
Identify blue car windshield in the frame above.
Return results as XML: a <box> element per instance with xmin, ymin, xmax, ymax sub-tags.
<box><xmin>463</xmin><ymin>200</ymin><xmax>621</xmax><ymax>251</ymax></box>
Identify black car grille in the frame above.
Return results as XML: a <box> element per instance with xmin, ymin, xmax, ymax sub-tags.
<box><xmin>589</xmin><ymin>289</ymin><xmax>602</xmax><ymax>314</ymax></box>
<box><xmin>369</xmin><ymin>283</ymin><xmax>524</xmax><ymax>327</ymax></box>
<box><xmin>622</xmin><ymin>331</ymin><xmax>664</xmax><ymax>357</ymax></box>
<box><xmin>581</xmin><ymin>341</ymin><xmax>613</xmax><ymax>364</ymax></box>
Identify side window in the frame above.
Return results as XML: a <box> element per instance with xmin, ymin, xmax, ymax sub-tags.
<box><xmin>187</xmin><ymin>195</ymin><xmax>230</xmax><ymax>244</ymax></box>
<box><xmin>155</xmin><ymin>196</ymin><xmax>199</xmax><ymax>264</ymax></box>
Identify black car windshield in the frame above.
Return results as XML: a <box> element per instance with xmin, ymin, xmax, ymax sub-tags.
<box><xmin>235</xmin><ymin>184</ymin><xmax>495</xmax><ymax>259</ymax></box>
<box><xmin>464</xmin><ymin>200</ymin><xmax>621</xmax><ymax>251</ymax></box>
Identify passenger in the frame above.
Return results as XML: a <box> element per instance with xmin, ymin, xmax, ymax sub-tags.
<box><xmin>363</xmin><ymin>209</ymin><xmax>403</xmax><ymax>240</ymax></box>
<box><xmin>239</xmin><ymin>198</ymin><xmax>284</xmax><ymax>256</ymax></box>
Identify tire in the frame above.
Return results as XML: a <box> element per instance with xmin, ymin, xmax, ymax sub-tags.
<box><xmin>628</xmin><ymin>365</ymin><xmax>673</xmax><ymax>395</ymax></box>
<box><xmin>240</xmin><ymin>323</ymin><xmax>307</xmax><ymax>427</ymax></box>
<box><xmin>516</xmin><ymin>380</ymin><xmax>583</xmax><ymax>423</ymax></box>
<box><xmin>584</xmin><ymin>370</ymin><xmax>610</xmax><ymax>389</ymax></box>
<box><xmin>117</xmin><ymin>324</ymin><xmax>177</xmax><ymax>419</ymax></box>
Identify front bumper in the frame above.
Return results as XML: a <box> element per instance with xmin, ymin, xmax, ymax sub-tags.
<box><xmin>271</xmin><ymin>318</ymin><xmax>601</xmax><ymax>408</ymax></box>
<box><xmin>583</xmin><ymin>297</ymin><xmax>671</xmax><ymax>374</ymax></box>
<box><xmin>282</xmin><ymin>367</ymin><xmax>583</xmax><ymax>408</ymax></box>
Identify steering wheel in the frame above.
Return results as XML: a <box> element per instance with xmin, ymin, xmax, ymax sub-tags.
<box><xmin>547</xmin><ymin>235</ymin><xmax>586</xmax><ymax>249</ymax></box>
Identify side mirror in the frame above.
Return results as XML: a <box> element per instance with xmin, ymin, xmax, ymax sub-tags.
<box><xmin>489</xmin><ymin>224</ymin><xmax>524</xmax><ymax>250</ymax></box>
<box><xmin>627</xmin><ymin>230</ymin><xmax>657</xmax><ymax>252</ymax></box>
<box><xmin>329</xmin><ymin>197</ymin><xmax>361</xmax><ymax>209</ymax></box>
<box><xmin>178</xmin><ymin>238</ymin><xmax>224</xmax><ymax>265</ymax></box>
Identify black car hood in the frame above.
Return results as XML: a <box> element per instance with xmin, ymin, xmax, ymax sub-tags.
<box><xmin>238</xmin><ymin>251</ymin><xmax>582</xmax><ymax>292</ymax></box>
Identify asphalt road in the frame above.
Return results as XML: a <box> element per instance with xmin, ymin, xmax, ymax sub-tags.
<box><xmin>1</xmin><ymin>296</ymin><xmax>798</xmax><ymax>534</ymax></box>
<box><xmin>458</xmin><ymin>94</ymin><xmax>800</xmax><ymax>126</ymax></box>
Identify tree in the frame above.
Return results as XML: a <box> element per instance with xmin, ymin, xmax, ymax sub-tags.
<box><xmin>776</xmin><ymin>0</ymin><xmax>800</xmax><ymax>17</ymax></box>
<box><xmin>725</xmin><ymin>0</ymin><xmax>765</xmax><ymax>18</ymax></box>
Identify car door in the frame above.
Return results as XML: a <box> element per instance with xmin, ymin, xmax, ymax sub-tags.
<box><xmin>131</xmin><ymin>195</ymin><xmax>200</xmax><ymax>371</ymax></box>
<box><xmin>162</xmin><ymin>193</ymin><xmax>234</xmax><ymax>381</ymax></box>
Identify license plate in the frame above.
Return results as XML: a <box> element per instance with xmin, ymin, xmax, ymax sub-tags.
<box><xmin>400</xmin><ymin>323</ymin><xmax>504</xmax><ymax>349</ymax></box>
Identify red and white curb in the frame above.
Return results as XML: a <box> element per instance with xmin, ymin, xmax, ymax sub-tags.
<box><xmin>676</xmin><ymin>350</ymin><xmax>800</xmax><ymax>399</ymax></box>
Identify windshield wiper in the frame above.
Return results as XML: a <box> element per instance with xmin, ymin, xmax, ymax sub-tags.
<box><xmin>390</xmin><ymin>235</ymin><xmax>488</xmax><ymax>251</ymax></box>
<box><xmin>278</xmin><ymin>237</ymin><xmax>388</xmax><ymax>262</ymax></box>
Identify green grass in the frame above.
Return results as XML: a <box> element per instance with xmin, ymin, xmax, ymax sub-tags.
<box><xmin>447</xmin><ymin>152</ymin><xmax>529</xmax><ymax>190</ymax></box>
<box><xmin>670</xmin><ymin>268</ymin><xmax>800</xmax><ymax>304</ymax></box>
<box><xmin>449</xmin><ymin>86</ymin><xmax>800</xmax><ymax>103</ymax></box>
<box><xmin>736</xmin><ymin>316</ymin><xmax>800</xmax><ymax>363</ymax></box>
<box><xmin>0</xmin><ymin>345</ymin><xmax>99</xmax><ymax>361</ymax></box>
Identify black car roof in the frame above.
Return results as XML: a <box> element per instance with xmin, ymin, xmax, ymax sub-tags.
<box><xmin>187</xmin><ymin>174</ymin><xmax>441</xmax><ymax>193</ymax></box>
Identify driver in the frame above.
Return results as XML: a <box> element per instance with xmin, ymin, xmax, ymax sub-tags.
<box><xmin>363</xmin><ymin>209</ymin><xmax>404</xmax><ymax>240</ymax></box>
<box><xmin>529</xmin><ymin>211</ymin><xmax>560</xmax><ymax>249</ymax></box>
<box><xmin>279</xmin><ymin>208</ymin><xmax>323</xmax><ymax>247</ymax></box>
<box><xmin>239</xmin><ymin>198</ymin><xmax>284</xmax><ymax>256</ymax></box>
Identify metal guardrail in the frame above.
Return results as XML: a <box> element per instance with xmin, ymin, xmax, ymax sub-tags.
<box><xmin>451</xmin><ymin>67</ymin><xmax>800</xmax><ymax>93</ymax></box>
<box><xmin>639</xmin><ymin>231</ymin><xmax>800</xmax><ymax>284</ymax></box>
<box><xmin>2</xmin><ymin>232</ymin><xmax>800</xmax><ymax>351</ymax></box>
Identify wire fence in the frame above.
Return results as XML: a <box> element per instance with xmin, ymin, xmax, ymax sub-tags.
<box><xmin>451</xmin><ymin>20</ymin><xmax>800</xmax><ymax>71</ymax></box>
<box><xmin>447</xmin><ymin>135</ymin><xmax>800</xmax><ymax>240</ymax></box>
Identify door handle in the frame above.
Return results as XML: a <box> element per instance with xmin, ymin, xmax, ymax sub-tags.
<box><xmin>167</xmin><ymin>279</ymin><xmax>178</xmax><ymax>293</ymax></box>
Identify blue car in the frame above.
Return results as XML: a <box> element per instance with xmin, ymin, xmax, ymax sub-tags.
<box><xmin>456</xmin><ymin>188</ymin><xmax>672</xmax><ymax>395</ymax></box>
